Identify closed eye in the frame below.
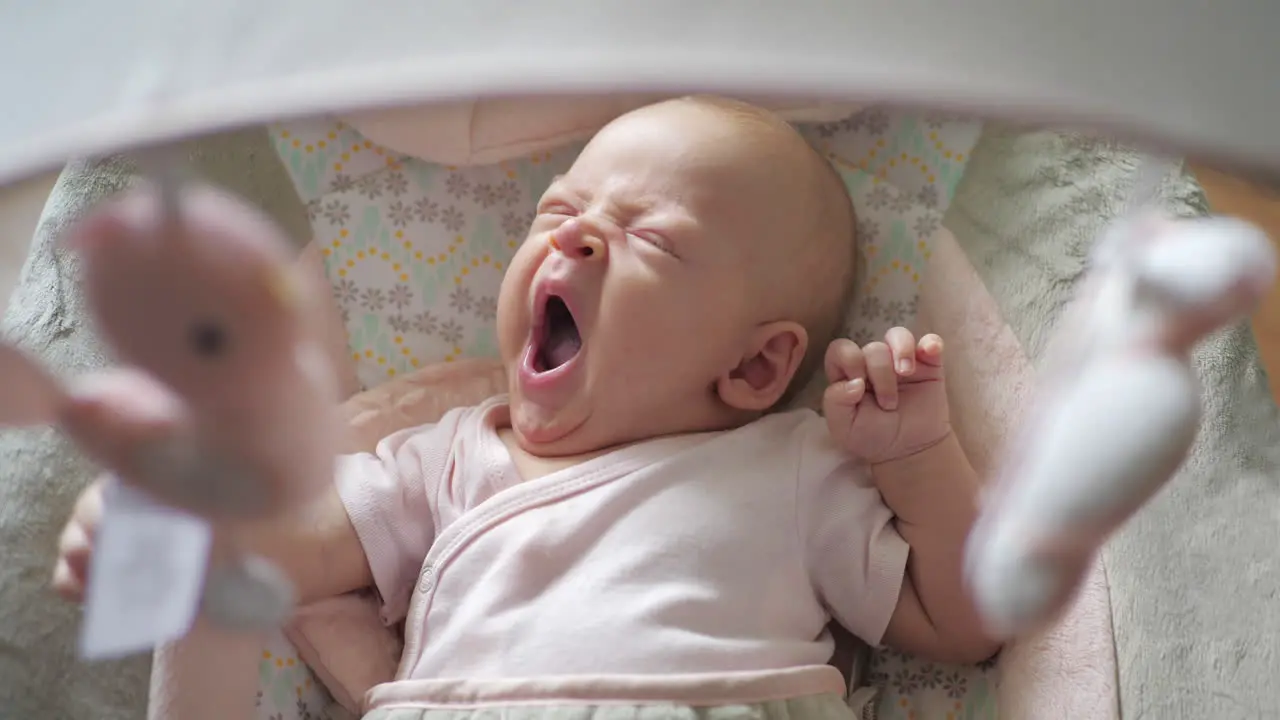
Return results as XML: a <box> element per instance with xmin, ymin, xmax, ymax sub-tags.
<box><xmin>537</xmin><ymin>200</ymin><xmax>577</xmax><ymax>217</ymax></box>
<box><xmin>630</xmin><ymin>231</ymin><xmax>678</xmax><ymax>258</ymax></box>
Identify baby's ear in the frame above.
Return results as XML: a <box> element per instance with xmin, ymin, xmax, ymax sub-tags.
<box><xmin>716</xmin><ymin>321</ymin><xmax>808</xmax><ymax>412</ymax></box>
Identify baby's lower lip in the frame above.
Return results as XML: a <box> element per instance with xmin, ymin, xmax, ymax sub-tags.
<box><xmin>518</xmin><ymin>341</ymin><xmax>582</xmax><ymax>396</ymax></box>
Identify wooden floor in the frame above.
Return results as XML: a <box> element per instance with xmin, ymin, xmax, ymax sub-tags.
<box><xmin>1193</xmin><ymin>164</ymin><xmax>1280</xmax><ymax>403</ymax></box>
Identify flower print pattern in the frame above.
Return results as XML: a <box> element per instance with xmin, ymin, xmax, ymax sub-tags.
<box><xmin>333</xmin><ymin>278</ymin><xmax>358</xmax><ymax>306</ymax></box>
<box><xmin>904</xmin><ymin>296</ymin><xmax>919</xmax><ymax>321</ymax></box>
<box><xmin>916</xmin><ymin>185</ymin><xmax>940</xmax><ymax>210</ymax></box>
<box><xmin>915</xmin><ymin>663</ymin><xmax>943</xmax><ymax>690</ymax></box>
<box><xmin>252</xmin><ymin>637</ymin><xmax>333</xmax><ymax>720</ymax></box>
<box><xmin>859</xmin><ymin>296</ymin><xmax>884</xmax><ymax>321</ymax></box>
<box><xmin>866</xmin><ymin>185</ymin><xmax>892</xmax><ymax>210</ymax></box>
<box><xmin>864</xmin><ymin>110</ymin><xmax>890</xmax><ymax>135</ymax></box>
<box><xmin>388</xmin><ymin>283</ymin><xmax>413</xmax><ymax>310</ymax></box>
<box><xmin>359</xmin><ymin>287</ymin><xmax>386</xmax><ymax>313</ymax></box>
<box><xmin>474</xmin><ymin>296</ymin><xmax>498</xmax><ymax>322</ymax></box>
<box><xmin>322</xmin><ymin>200</ymin><xmax>349</xmax><ymax>225</ymax></box>
<box><xmin>472</xmin><ymin>182</ymin><xmax>499</xmax><ymax>208</ymax></box>
<box><xmin>855</xmin><ymin>217</ymin><xmax>880</xmax><ymax>242</ymax></box>
<box><xmin>440</xmin><ymin>320</ymin><xmax>464</xmax><ymax>345</ymax></box>
<box><xmin>387</xmin><ymin>200</ymin><xmax>413</xmax><ymax>228</ymax></box>
<box><xmin>882</xmin><ymin>300</ymin><xmax>907</xmax><ymax>326</ymax></box>
<box><xmin>892</xmin><ymin>668</ymin><xmax>920</xmax><ymax>695</ymax></box>
<box><xmin>445</xmin><ymin>173</ymin><xmax>471</xmax><ymax>199</ymax></box>
<box><xmin>502</xmin><ymin>210</ymin><xmax>533</xmax><ymax>238</ymax></box>
<box><xmin>384</xmin><ymin>171</ymin><xmax>408</xmax><ymax>197</ymax></box>
<box><xmin>865</xmin><ymin>645</ymin><xmax>997</xmax><ymax>719</ymax></box>
<box><xmin>496</xmin><ymin>180</ymin><xmax>520</xmax><ymax>206</ymax></box>
<box><xmin>941</xmin><ymin>670</ymin><xmax>968</xmax><ymax>699</ymax></box>
<box><xmin>441</xmin><ymin>206</ymin><xmax>466</xmax><ymax>232</ymax></box>
<box><xmin>412</xmin><ymin>311</ymin><xmax>440</xmax><ymax>336</ymax></box>
<box><xmin>414</xmin><ymin>197</ymin><xmax>440</xmax><ymax>223</ymax></box>
<box><xmin>356</xmin><ymin>174</ymin><xmax>382</xmax><ymax>200</ymax></box>
<box><xmin>329</xmin><ymin>173</ymin><xmax>355</xmax><ymax>194</ymax></box>
<box><xmin>449</xmin><ymin>286</ymin><xmax>475</xmax><ymax>314</ymax></box>
<box><xmin>304</xmin><ymin>198</ymin><xmax>323</xmax><ymax>222</ymax></box>
<box><xmin>388</xmin><ymin>314</ymin><xmax>411</xmax><ymax>334</ymax></box>
<box><xmin>912</xmin><ymin>213</ymin><xmax>939</xmax><ymax>238</ymax></box>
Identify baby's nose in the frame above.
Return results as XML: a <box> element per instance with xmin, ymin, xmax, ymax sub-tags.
<box><xmin>549</xmin><ymin>218</ymin><xmax>606</xmax><ymax>261</ymax></box>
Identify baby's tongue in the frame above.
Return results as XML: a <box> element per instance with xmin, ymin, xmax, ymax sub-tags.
<box><xmin>545</xmin><ymin>326</ymin><xmax>581</xmax><ymax>369</ymax></box>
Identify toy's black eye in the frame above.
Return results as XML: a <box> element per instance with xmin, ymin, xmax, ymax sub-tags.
<box><xmin>189</xmin><ymin>321</ymin><xmax>228</xmax><ymax>358</ymax></box>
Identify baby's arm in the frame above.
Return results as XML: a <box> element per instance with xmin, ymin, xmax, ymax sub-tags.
<box><xmin>245</xmin><ymin>418</ymin><xmax>452</xmax><ymax>618</ymax></box>
<box><xmin>55</xmin><ymin>417</ymin><xmax>452</xmax><ymax>620</ymax></box>
<box><xmin>873</xmin><ymin>434</ymin><xmax>998</xmax><ymax>663</ymax></box>
<box><xmin>231</xmin><ymin>485</ymin><xmax>372</xmax><ymax>605</ymax></box>
<box><xmin>802</xmin><ymin>447</ymin><xmax>995</xmax><ymax>667</ymax></box>
<box><xmin>52</xmin><ymin>477</ymin><xmax>368</xmax><ymax>607</ymax></box>
<box><xmin>822</xmin><ymin>329</ymin><xmax>999</xmax><ymax>664</ymax></box>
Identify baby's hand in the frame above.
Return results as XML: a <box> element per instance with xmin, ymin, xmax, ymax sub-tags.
<box><xmin>822</xmin><ymin>328</ymin><xmax>951</xmax><ymax>465</ymax></box>
<box><xmin>51</xmin><ymin>476</ymin><xmax>106</xmax><ymax>604</ymax></box>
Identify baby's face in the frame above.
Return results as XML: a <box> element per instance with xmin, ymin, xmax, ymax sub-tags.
<box><xmin>497</xmin><ymin>102</ymin><xmax>792</xmax><ymax>456</ymax></box>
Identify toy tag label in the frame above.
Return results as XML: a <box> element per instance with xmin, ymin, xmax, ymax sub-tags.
<box><xmin>80</xmin><ymin>478</ymin><xmax>212</xmax><ymax>661</ymax></box>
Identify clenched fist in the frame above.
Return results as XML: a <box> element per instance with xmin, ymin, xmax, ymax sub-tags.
<box><xmin>822</xmin><ymin>328</ymin><xmax>951</xmax><ymax>465</ymax></box>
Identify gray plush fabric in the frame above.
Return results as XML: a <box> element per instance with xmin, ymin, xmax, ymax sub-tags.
<box><xmin>0</xmin><ymin>127</ymin><xmax>308</xmax><ymax>720</ymax></box>
<box><xmin>946</xmin><ymin>125</ymin><xmax>1280</xmax><ymax>718</ymax></box>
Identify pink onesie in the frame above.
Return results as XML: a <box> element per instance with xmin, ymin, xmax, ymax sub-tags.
<box><xmin>335</xmin><ymin>395</ymin><xmax>908</xmax><ymax>712</ymax></box>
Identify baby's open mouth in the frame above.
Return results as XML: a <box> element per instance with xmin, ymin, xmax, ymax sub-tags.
<box><xmin>534</xmin><ymin>296</ymin><xmax>581</xmax><ymax>372</ymax></box>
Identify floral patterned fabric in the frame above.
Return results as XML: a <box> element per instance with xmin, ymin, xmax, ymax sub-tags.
<box><xmin>868</xmin><ymin>647</ymin><xmax>999</xmax><ymax>719</ymax></box>
<box><xmin>261</xmin><ymin>107</ymin><xmax>996</xmax><ymax>720</ymax></box>
<box><xmin>255</xmin><ymin>630</ymin><xmax>352</xmax><ymax>719</ymax></box>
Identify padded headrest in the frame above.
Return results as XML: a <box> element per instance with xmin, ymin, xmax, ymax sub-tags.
<box><xmin>340</xmin><ymin>95</ymin><xmax>863</xmax><ymax>166</ymax></box>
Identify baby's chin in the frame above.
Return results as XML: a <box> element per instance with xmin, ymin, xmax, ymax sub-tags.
<box><xmin>505</xmin><ymin>391</ymin><xmax>598</xmax><ymax>457</ymax></box>
<box><xmin>501</xmin><ymin>359</ymin><xmax>712</xmax><ymax>457</ymax></box>
<box><xmin>506</xmin><ymin>389</ymin><xmax>667</xmax><ymax>460</ymax></box>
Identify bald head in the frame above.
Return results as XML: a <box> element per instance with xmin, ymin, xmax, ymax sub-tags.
<box><xmin>653</xmin><ymin>96</ymin><xmax>858</xmax><ymax>400</ymax></box>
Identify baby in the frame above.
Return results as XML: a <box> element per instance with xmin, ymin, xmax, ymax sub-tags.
<box><xmin>53</xmin><ymin>97</ymin><xmax>999</xmax><ymax>717</ymax></box>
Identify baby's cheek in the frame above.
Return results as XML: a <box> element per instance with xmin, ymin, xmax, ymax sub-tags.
<box><xmin>495</xmin><ymin>264</ymin><xmax>536</xmax><ymax>355</ymax></box>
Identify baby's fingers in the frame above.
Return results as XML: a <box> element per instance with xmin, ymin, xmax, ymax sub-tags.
<box><xmin>916</xmin><ymin>334</ymin><xmax>945</xmax><ymax>367</ymax></box>
<box><xmin>51</xmin><ymin>479</ymin><xmax>104</xmax><ymax>602</ymax></box>
<box><xmin>77</xmin><ymin>478</ymin><xmax>105</xmax><ymax>524</ymax></box>
<box><xmin>822</xmin><ymin>381</ymin><xmax>861</xmax><ymax>442</ymax></box>
<box><xmin>863</xmin><ymin>341</ymin><xmax>899</xmax><ymax>410</ymax></box>
<box><xmin>51</xmin><ymin>558</ymin><xmax>84</xmax><ymax>603</ymax></box>
<box><xmin>53</xmin><ymin>520</ymin><xmax>92</xmax><ymax>602</ymax></box>
<box><xmin>884</xmin><ymin>327</ymin><xmax>918</xmax><ymax>375</ymax></box>
<box><xmin>824</xmin><ymin>338</ymin><xmax>866</xmax><ymax>384</ymax></box>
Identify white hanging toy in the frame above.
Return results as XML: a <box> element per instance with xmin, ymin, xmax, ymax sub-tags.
<box><xmin>964</xmin><ymin>207</ymin><xmax>1277</xmax><ymax>638</ymax></box>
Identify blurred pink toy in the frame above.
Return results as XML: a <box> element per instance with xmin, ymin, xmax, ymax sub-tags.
<box><xmin>0</xmin><ymin>177</ymin><xmax>342</xmax><ymax>645</ymax></box>
<box><xmin>965</xmin><ymin>211</ymin><xmax>1277</xmax><ymax>638</ymax></box>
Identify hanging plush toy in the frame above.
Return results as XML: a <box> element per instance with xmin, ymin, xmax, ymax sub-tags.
<box><xmin>964</xmin><ymin>210</ymin><xmax>1277</xmax><ymax>638</ymax></box>
<box><xmin>0</xmin><ymin>174</ymin><xmax>342</xmax><ymax>657</ymax></box>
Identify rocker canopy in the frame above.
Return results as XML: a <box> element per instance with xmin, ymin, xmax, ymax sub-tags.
<box><xmin>1</xmin><ymin>0</ymin><xmax>1277</xmax><ymax>187</ymax></box>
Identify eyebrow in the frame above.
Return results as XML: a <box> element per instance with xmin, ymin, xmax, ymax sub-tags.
<box><xmin>540</xmin><ymin>177</ymin><xmax>686</xmax><ymax>227</ymax></box>
<box><xmin>541</xmin><ymin>175</ymin><xmax>573</xmax><ymax>199</ymax></box>
<box><xmin>544</xmin><ymin>175</ymin><xmax>569</xmax><ymax>195</ymax></box>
